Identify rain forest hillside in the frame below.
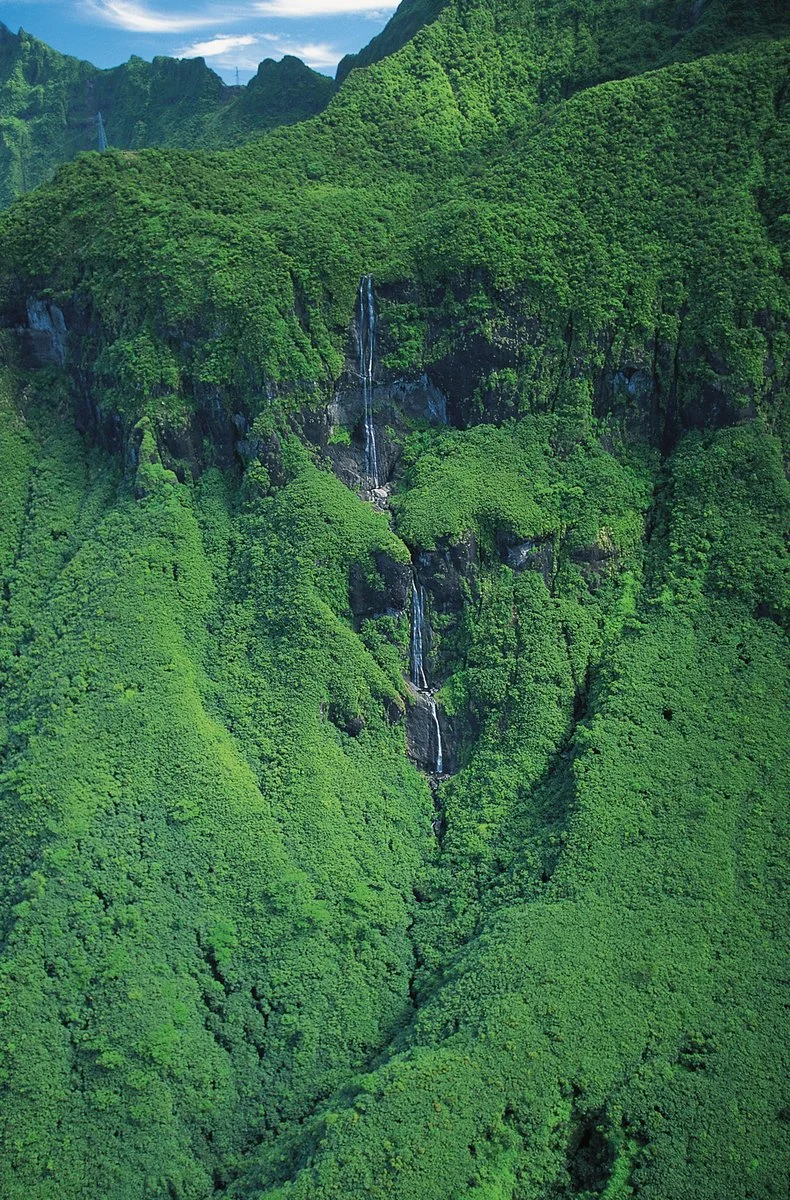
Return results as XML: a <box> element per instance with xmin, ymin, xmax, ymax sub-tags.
<box><xmin>0</xmin><ymin>1</ymin><xmax>787</xmax><ymax>1198</ymax></box>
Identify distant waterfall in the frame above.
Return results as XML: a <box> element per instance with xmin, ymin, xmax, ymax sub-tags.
<box><xmin>96</xmin><ymin>112</ymin><xmax>108</xmax><ymax>151</ymax></box>
<box><xmin>358</xmin><ymin>274</ymin><xmax>379</xmax><ymax>490</ymax></box>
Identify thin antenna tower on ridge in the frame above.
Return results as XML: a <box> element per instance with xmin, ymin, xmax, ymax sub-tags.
<box><xmin>96</xmin><ymin>111</ymin><xmax>108</xmax><ymax>152</ymax></box>
<box><xmin>235</xmin><ymin>66</ymin><xmax>240</xmax><ymax>86</ymax></box>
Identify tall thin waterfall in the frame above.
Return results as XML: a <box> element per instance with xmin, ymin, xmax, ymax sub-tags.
<box><xmin>410</xmin><ymin>574</ymin><xmax>444</xmax><ymax>774</ymax></box>
<box><xmin>96</xmin><ymin>112</ymin><xmax>108</xmax><ymax>151</ymax></box>
<box><xmin>430</xmin><ymin>699</ymin><xmax>444</xmax><ymax>775</ymax></box>
<box><xmin>410</xmin><ymin>577</ymin><xmax>429</xmax><ymax>689</ymax></box>
<box><xmin>359</xmin><ymin>274</ymin><xmax>379</xmax><ymax>490</ymax></box>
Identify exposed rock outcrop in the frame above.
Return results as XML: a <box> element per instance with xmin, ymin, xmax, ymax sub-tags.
<box><xmin>25</xmin><ymin>298</ymin><xmax>67</xmax><ymax>367</ymax></box>
<box><xmin>327</xmin><ymin>374</ymin><xmax>449</xmax><ymax>491</ymax></box>
<box><xmin>349</xmin><ymin>551</ymin><xmax>411</xmax><ymax>619</ymax></box>
<box><xmin>498</xmin><ymin>534</ymin><xmax>555</xmax><ymax>589</ymax></box>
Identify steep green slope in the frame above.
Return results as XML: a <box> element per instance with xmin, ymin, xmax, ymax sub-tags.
<box><xmin>0</xmin><ymin>354</ymin><xmax>429</xmax><ymax>1196</ymax></box>
<box><xmin>0</xmin><ymin>0</ymin><xmax>787</xmax><ymax>1197</ymax></box>
<box><xmin>0</xmin><ymin>23</ymin><xmax>332</xmax><ymax>207</ymax></box>
<box><xmin>251</xmin><ymin>418</ymin><xmax>787</xmax><ymax>1200</ymax></box>
<box><xmin>336</xmin><ymin>0</ymin><xmax>449</xmax><ymax>83</ymax></box>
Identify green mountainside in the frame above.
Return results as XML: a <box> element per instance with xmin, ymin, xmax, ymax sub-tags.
<box><xmin>0</xmin><ymin>1</ymin><xmax>787</xmax><ymax>1198</ymax></box>
<box><xmin>0</xmin><ymin>22</ymin><xmax>333</xmax><ymax>207</ymax></box>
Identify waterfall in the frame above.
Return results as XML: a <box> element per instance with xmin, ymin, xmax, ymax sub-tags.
<box><xmin>359</xmin><ymin>274</ymin><xmax>379</xmax><ymax>490</ymax></box>
<box><xmin>96</xmin><ymin>112</ymin><xmax>108</xmax><ymax>151</ymax></box>
<box><xmin>429</xmin><ymin>698</ymin><xmax>444</xmax><ymax>775</ymax></box>
<box><xmin>410</xmin><ymin>576</ymin><xmax>428</xmax><ymax>689</ymax></box>
<box><xmin>410</xmin><ymin>574</ymin><xmax>444</xmax><ymax>774</ymax></box>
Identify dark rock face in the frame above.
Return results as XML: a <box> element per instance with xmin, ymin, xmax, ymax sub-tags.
<box><xmin>417</xmin><ymin>534</ymin><xmax>479</xmax><ymax>615</ymax></box>
<box><xmin>25</xmin><ymin>298</ymin><xmax>67</xmax><ymax>367</ymax></box>
<box><xmin>569</xmin><ymin>541</ymin><xmax>616</xmax><ymax>591</ymax></box>
<box><xmin>411</xmin><ymin>534</ymin><xmax>479</xmax><ymax>686</ymax></box>
<box><xmin>327</xmin><ymin>374</ymin><xmax>448</xmax><ymax>491</ymax></box>
<box><xmin>404</xmin><ymin>688</ymin><xmax>446</xmax><ymax>773</ymax></box>
<box><xmin>499</xmin><ymin>535</ymin><xmax>554</xmax><ymax>588</ymax></box>
<box><xmin>406</xmin><ymin>690</ymin><xmax>435</xmax><ymax>768</ymax></box>
<box><xmin>349</xmin><ymin>551</ymin><xmax>411</xmax><ymax>619</ymax></box>
<box><xmin>323</xmin><ymin>283</ymin><xmax>450</xmax><ymax>492</ymax></box>
<box><xmin>330</xmin><ymin>375</ymin><xmax>448</xmax><ymax>431</ymax></box>
<box><xmin>405</xmin><ymin>689</ymin><xmax>461</xmax><ymax>776</ymax></box>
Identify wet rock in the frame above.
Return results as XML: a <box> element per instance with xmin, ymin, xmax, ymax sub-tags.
<box><xmin>329</xmin><ymin>373</ymin><xmax>448</xmax><ymax>432</ymax></box>
<box><xmin>406</xmin><ymin>688</ymin><xmax>444</xmax><ymax>774</ymax></box>
<box><xmin>370</xmin><ymin>484</ymin><xmax>390</xmax><ymax>509</ymax></box>
<box><xmin>327</xmin><ymin>374</ymin><xmax>449</xmax><ymax>491</ymax></box>
<box><xmin>349</xmin><ymin>551</ymin><xmax>411</xmax><ymax>618</ymax></box>
<box><xmin>411</xmin><ymin>535</ymin><xmax>479</xmax><ymax>684</ymax></box>
<box><xmin>500</xmin><ymin>535</ymin><xmax>554</xmax><ymax>588</ymax></box>
<box><xmin>417</xmin><ymin>533</ymin><xmax>479</xmax><ymax>615</ymax></box>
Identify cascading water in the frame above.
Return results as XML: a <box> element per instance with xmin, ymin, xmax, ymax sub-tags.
<box><xmin>358</xmin><ymin>274</ymin><xmax>379</xmax><ymax>490</ymax></box>
<box><xmin>410</xmin><ymin>577</ymin><xmax>429</xmax><ymax>690</ymax></box>
<box><xmin>410</xmin><ymin>572</ymin><xmax>444</xmax><ymax>775</ymax></box>
<box><xmin>430</xmin><ymin>700</ymin><xmax>444</xmax><ymax>775</ymax></box>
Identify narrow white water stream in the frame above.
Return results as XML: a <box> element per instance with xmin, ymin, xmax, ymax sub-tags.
<box><xmin>430</xmin><ymin>698</ymin><xmax>444</xmax><ymax>775</ymax></box>
<box><xmin>358</xmin><ymin>274</ymin><xmax>379</xmax><ymax>490</ymax></box>
<box><xmin>410</xmin><ymin>576</ymin><xmax>429</xmax><ymax>689</ymax></box>
<box><xmin>409</xmin><ymin>573</ymin><xmax>444</xmax><ymax>774</ymax></box>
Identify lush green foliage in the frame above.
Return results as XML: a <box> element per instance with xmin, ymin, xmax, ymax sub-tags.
<box><xmin>0</xmin><ymin>357</ymin><xmax>430</xmax><ymax>1197</ymax></box>
<box><xmin>336</xmin><ymin>0</ymin><xmax>449</xmax><ymax>83</ymax></box>
<box><xmin>0</xmin><ymin>0</ymin><xmax>787</xmax><ymax>1196</ymax></box>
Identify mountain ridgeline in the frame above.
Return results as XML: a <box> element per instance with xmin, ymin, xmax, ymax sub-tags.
<box><xmin>0</xmin><ymin>1</ymin><xmax>788</xmax><ymax>1198</ymax></box>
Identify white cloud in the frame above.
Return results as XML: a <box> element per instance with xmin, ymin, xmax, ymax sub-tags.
<box><xmin>81</xmin><ymin>2</ymin><xmax>242</xmax><ymax>34</ymax></box>
<box><xmin>175</xmin><ymin>33</ymin><xmax>257</xmax><ymax>58</ymax></box>
<box><xmin>172</xmin><ymin>29</ymin><xmax>341</xmax><ymax>72</ymax></box>
<box><xmin>278</xmin><ymin>40</ymin><xmax>339</xmax><ymax>68</ymax></box>
<box><xmin>80</xmin><ymin>1</ymin><xmax>398</xmax><ymax>33</ymax></box>
<box><xmin>255</xmin><ymin>1</ymin><xmax>397</xmax><ymax>17</ymax></box>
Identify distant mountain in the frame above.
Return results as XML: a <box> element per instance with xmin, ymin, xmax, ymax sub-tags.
<box><xmin>0</xmin><ymin>23</ymin><xmax>333</xmax><ymax>206</ymax></box>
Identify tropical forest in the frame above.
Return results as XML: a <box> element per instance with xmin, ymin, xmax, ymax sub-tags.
<box><xmin>0</xmin><ymin>0</ymin><xmax>787</xmax><ymax>1197</ymax></box>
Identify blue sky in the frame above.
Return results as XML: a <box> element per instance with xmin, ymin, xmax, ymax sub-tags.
<box><xmin>0</xmin><ymin>1</ymin><xmax>400</xmax><ymax>80</ymax></box>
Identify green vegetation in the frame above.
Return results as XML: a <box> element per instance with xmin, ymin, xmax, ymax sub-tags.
<box><xmin>0</xmin><ymin>356</ymin><xmax>429</xmax><ymax>1197</ymax></box>
<box><xmin>0</xmin><ymin>0</ymin><xmax>787</xmax><ymax>1197</ymax></box>
<box><xmin>336</xmin><ymin>0</ymin><xmax>449</xmax><ymax>84</ymax></box>
<box><xmin>1</xmin><ymin>0</ymin><xmax>785</xmax><ymax>442</ymax></box>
